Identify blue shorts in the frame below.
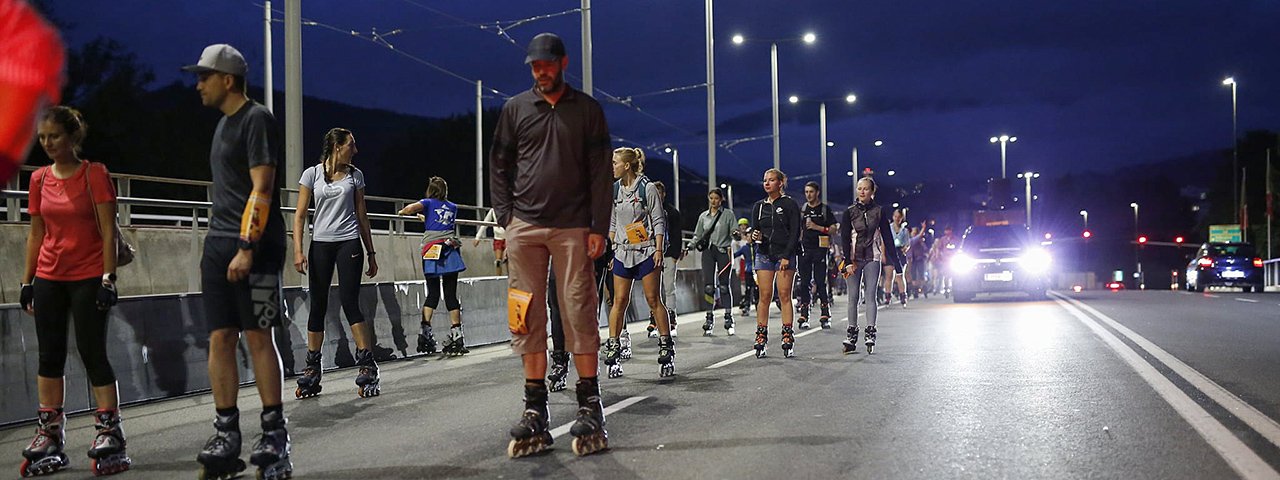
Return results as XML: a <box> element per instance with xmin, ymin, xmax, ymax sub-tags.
<box><xmin>612</xmin><ymin>257</ymin><xmax>657</xmax><ymax>280</ymax></box>
<box><xmin>753</xmin><ymin>253</ymin><xmax>797</xmax><ymax>272</ymax></box>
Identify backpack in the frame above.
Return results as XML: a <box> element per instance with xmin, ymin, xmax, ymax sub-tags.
<box><xmin>613</xmin><ymin>175</ymin><xmax>650</xmax><ymax>211</ymax></box>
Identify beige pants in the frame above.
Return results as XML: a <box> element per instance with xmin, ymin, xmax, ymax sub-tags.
<box><xmin>505</xmin><ymin>217</ymin><xmax>601</xmax><ymax>355</ymax></box>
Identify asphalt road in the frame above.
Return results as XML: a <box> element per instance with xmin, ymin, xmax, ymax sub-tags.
<box><xmin>4</xmin><ymin>289</ymin><xmax>1279</xmax><ymax>479</ymax></box>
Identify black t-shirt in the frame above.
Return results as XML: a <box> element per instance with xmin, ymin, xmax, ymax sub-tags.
<box><xmin>799</xmin><ymin>202</ymin><xmax>836</xmax><ymax>250</ymax></box>
<box><xmin>208</xmin><ymin>101</ymin><xmax>284</xmax><ymax>245</ymax></box>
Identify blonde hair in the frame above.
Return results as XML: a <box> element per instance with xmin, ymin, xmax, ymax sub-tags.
<box><xmin>856</xmin><ymin>176</ymin><xmax>878</xmax><ymax>195</ymax></box>
<box><xmin>764</xmin><ymin>168</ymin><xmax>788</xmax><ymax>190</ymax></box>
<box><xmin>613</xmin><ymin>147</ymin><xmax>645</xmax><ymax>176</ymax></box>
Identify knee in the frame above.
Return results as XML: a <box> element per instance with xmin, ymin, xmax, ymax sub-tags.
<box><xmin>242</xmin><ymin>328</ymin><xmax>276</xmax><ymax>352</ymax></box>
<box><xmin>37</xmin><ymin>351</ymin><xmax>67</xmax><ymax>379</ymax></box>
<box><xmin>445</xmin><ymin>297</ymin><xmax>462</xmax><ymax>311</ymax></box>
<box><xmin>208</xmin><ymin>328</ymin><xmax>240</xmax><ymax>350</ymax></box>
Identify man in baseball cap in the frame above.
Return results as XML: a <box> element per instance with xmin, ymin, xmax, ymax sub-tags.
<box><xmin>182</xmin><ymin>43</ymin><xmax>248</xmax><ymax>76</ymax></box>
<box><xmin>524</xmin><ymin>32</ymin><xmax>566</xmax><ymax>64</ymax></box>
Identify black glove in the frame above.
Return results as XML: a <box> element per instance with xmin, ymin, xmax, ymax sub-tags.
<box><xmin>96</xmin><ymin>282</ymin><xmax>118</xmax><ymax>310</ymax></box>
<box><xmin>20</xmin><ymin>283</ymin><xmax>33</xmax><ymax>311</ymax></box>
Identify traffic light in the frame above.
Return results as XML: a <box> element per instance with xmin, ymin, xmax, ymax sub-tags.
<box><xmin>1082</xmin><ymin>230</ymin><xmax>1092</xmax><ymax>239</ymax></box>
<box><xmin>1137</xmin><ymin>235</ymin><xmax>1148</xmax><ymax>244</ymax></box>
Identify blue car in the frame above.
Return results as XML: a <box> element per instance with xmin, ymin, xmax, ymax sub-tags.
<box><xmin>1185</xmin><ymin>242</ymin><xmax>1264</xmax><ymax>293</ymax></box>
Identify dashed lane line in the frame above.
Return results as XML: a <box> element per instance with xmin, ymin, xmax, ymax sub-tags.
<box><xmin>1236</xmin><ymin>298</ymin><xmax>1261</xmax><ymax>303</ymax></box>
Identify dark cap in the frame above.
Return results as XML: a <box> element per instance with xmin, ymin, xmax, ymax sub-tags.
<box><xmin>525</xmin><ymin>33</ymin><xmax>566</xmax><ymax>64</ymax></box>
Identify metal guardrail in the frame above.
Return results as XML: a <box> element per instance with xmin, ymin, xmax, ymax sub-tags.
<box><xmin>1265</xmin><ymin>258</ymin><xmax>1280</xmax><ymax>289</ymax></box>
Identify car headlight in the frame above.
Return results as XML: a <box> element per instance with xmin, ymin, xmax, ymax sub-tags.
<box><xmin>1021</xmin><ymin>248</ymin><xmax>1052</xmax><ymax>273</ymax></box>
<box><xmin>950</xmin><ymin>253</ymin><xmax>977</xmax><ymax>272</ymax></box>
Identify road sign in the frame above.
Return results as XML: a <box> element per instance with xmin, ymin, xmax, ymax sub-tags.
<box><xmin>1208</xmin><ymin>224</ymin><xmax>1242</xmax><ymax>243</ymax></box>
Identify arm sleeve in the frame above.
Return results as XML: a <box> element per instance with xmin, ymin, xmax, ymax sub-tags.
<box><xmin>586</xmin><ymin>104</ymin><xmax>612</xmax><ymax>235</ymax></box>
<box><xmin>88</xmin><ymin>163</ymin><xmax>115</xmax><ymax>204</ymax></box>
<box><xmin>781</xmin><ymin>199</ymin><xmax>801</xmax><ymax>258</ymax></box>
<box><xmin>298</xmin><ymin>164</ymin><xmax>314</xmax><ymax>187</ymax></box>
<box><xmin>691</xmin><ymin>212</ymin><xmax>706</xmax><ymax>242</ymax></box>
<box><xmin>839</xmin><ymin>208</ymin><xmax>852</xmax><ymax>259</ymax></box>
<box><xmin>28</xmin><ymin>168</ymin><xmax>42</xmax><ymax>215</ymax></box>
<box><xmin>488</xmin><ymin>103</ymin><xmax>518</xmax><ymax>227</ymax></box>
<box><xmin>352</xmin><ymin>167</ymin><xmax>365</xmax><ymax>190</ymax></box>
<box><xmin>647</xmin><ymin>184</ymin><xmax>665</xmax><ymax>244</ymax></box>
<box><xmin>244</xmin><ymin>109</ymin><xmax>279</xmax><ymax>168</ymax></box>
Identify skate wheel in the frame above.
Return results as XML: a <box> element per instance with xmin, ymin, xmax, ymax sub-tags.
<box><xmin>20</xmin><ymin>459</ymin><xmax>30</xmax><ymax>478</ymax></box>
<box><xmin>571</xmin><ymin>436</ymin><xmax>609</xmax><ymax>456</ymax></box>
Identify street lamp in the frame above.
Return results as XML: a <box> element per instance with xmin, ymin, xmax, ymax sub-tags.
<box><xmin>989</xmin><ymin>134</ymin><xmax>1018</xmax><ymax>179</ymax></box>
<box><xmin>1130</xmin><ymin>202</ymin><xmax>1142</xmax><ymax>289</ymax></box>
<box><xmin>792</xmin><ymin>93</ymin><xmax>857</xmax><ymax>205</ymax></box>
<box><xmin>1016</xmin><ymin>171</ymin><xmax>1040</xmax><ymax>229</ymax></box>
<box><xmin>1130</xmin><ymin>202</ymin><xmax>1139</xmax><ymax>232</ymax></box>
<box><xmin>732</xmin><ymin>32</ymin><xmax>818</xmax><ymax>170</ymax></box>
<box><xmin>1222</xmin><ymin>76</ymin><xmax>1238</xmax><ymax>223</ymax></box>
<box><xmin>664</xmin><ymin>146</ymin><xmax>680</xmax><ymax>211</ymax></box>
<box><xmin>851</xmin><ymin>140</ymin><xmax>885</xmax><ymax>193</ymax></box>
<box><xmin>720</xmin><ymin>183</ymin><xmax>735</xmax><ymax>211</ymax></box>
<box><xmin>1079</xmin><ymin>210</ymin><xmax>1088</xmax><ymax>231</ymax></box>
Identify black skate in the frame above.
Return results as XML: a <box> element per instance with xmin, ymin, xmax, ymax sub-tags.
<box><xmin>196</xmin><ymin>410</ymin><xmax>246</xmax><ymax>480</ymax></box>
<box><xmin>250</xmin><ymin>410</ymin><xmax>292</xmax><ymax>480</ymax></box>
<box><xmin>754</xmin><ymin>325</ymin><xmax>768</xmax><ymax>359</ymax></box>
<box><xmin>355</xmin><ymin>348</ymin><xmax>381</xmax><ymax>398</ymax></box>
<box><xmin>294</xmin><ymin>350</ymin><xmax>323</xmax><ymax>399</ymax></box>
<box><xmin>570</xmin><ymin>380</ymin><xmax>609</xmax><ymax>456</ymax></box>
<box><xmin>619</xmin><ymin>330</ymin><xmax>633</xmax><ymax>361</ymax></box>
<box><xmin>797</xmin><ymin>304</ymin><xmax>811</xmax><ymax>330</ymax></box>
<box><xmin>441</xmin><ymin>325</ymin><xmax>469</xmax><ymax>356</ymax></box>
<box><xmin>602</xmin><ymin>337</ymin><xmax>624</xmax><ymax>378</ymax></box>
<box><xmin>20</xmin><ymin>408</ymin><xmax>68</xmax><ymax>477</ymax></box>
<box><xmin>508</xmin><ymin>393</ymin><xmax>553</xmax><ymax>458</ymax></box>
<box><xmin>864</xmin><ymin>325</ymin><xmax>877</xmax><ymax>354</ymax></box>
<box><xmin>646</xmin><ymin>315</ymin><xmax>658</xmax><ymax>338</ymax></box>
<box><xmin>702</xmin><ymin>312</ymin><xmax>715</xmax><ymax>336</ymax></box>
<box><xmin>781</xmin><ymin>324</ymin><xmax>796</xmax><ymax>358</ymax></box>
<box><xmin>657</xmin><ymin>335</ymin><xmax>676</xmax><ymax>377</ymax></box>
<box><xmin>724</xmin><ymin>313</ymin><xmax>736</xmax><ymax>336</ymax></box>
<box><xmin>416</xmin><ymin>323</ymin><xmax>437</xmax><ymax>355</ymax></box>
<box><xmin>819</xmin><ymin>303</ymin><xmax>832</xmax><ymax>329</ymax></box>
<box><xmin>87</xmin><ymin>409</ymin><xmax>131</xmax><ymax>476</ymax></box>
<box><xmin>547</xmin><ymin>350</ymin><xmax>571</xmax><ymax>393</ymax></box>
<box><xmin>842</xmin><ymin>326</ymin><xmax>859</xmax><ymax>354</ymax></box>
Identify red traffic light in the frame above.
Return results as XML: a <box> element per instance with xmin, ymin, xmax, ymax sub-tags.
<box><xmin>1174</xmin><ymin>236</ymin><xmax>1184</xmax><ymax>244</ymax></box>
<box><xmin>1137</xmin><ymin>235</ymin><xmax>1148</xmax><ymax>244</ymax></box>
<box><xmin>1082</xmin><ymin>230</ymin><xmax>1092</xmax><ymax>238</ymax></box>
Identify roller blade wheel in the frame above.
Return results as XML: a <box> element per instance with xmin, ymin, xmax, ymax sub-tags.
<box><xmin>19</xmin><ymin>454</ymin><xmax>69</xmax><ymax>477</ymax></box>
<box><xmin>90</xmin><ymin>453</ymin><xmax>132</xmax><ymax>476</ymax></box>
<box><xmin>782</xmin><ymin>344</ymin><xmax>796</xmax><ymax>358</ymax></box>
<box><xmin>754</xmin><ymin>344</ymin><xmax>767</xmax><ymax>359</ymax></box>
<box><xmin>819</xmin><ymin>318</ymin><xmax>832</xmax><ymax>329</ymax></box>
<box><xmin>254</xmin><ymin>458</ymin><xmax>293</xmax><ymax>480</ymax></box>
<box><xmin>357</xmin><ymin>382</ymin><xmax>381</xmax><ymax>398</ymax></box>
<box><xmin>416</xmin><ymin>335</ymin><xmax>437</xmax><ymax>355</ymax></box>
<box><xmin>702</xmin><ymin>319</ymin><xmax>715</xmax><ymax>336</ymax></box>
<box><xmin>606</xmin><ymin>362</ymin><xmax>624</xmax><ymax>379</ymax></box>
<box><xmin>294</xmin><ymin>384</ymin><xmax>321</xmax><ymax>400</ymax></box>
<box><xmin>571</xmin><ymin>433</ymin><xmax>609</xmax><ymax>456</ymax></box>
<box><xmin>196</xmin><ymin>458</ymin><xmax>246</xmax><ymax>480</ymax></box>
<box><xmin>507</xmin><ymin>432</ymin><xmax>553</xmax><ymax>458</ymax></box>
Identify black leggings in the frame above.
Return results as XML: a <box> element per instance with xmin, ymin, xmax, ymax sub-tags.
<box><xmin>701</xmin><ymin>248</ymin><xmax>733</xmax><ymax>313</ymax></box>
<box><xmin>33</xmin><ymin>277</ymin><xmax>116</xmax><ymax>386</ymax></box>
<box><xmin>424</xmin><ymin>272</ymin><xmax>460</xmax><ymax>311</ymax></box>
<box><xmin>796</xmin><ymin>248</ymin><xmax>830</xmax><ymax>306</ymax></box>
<box><xmin>307</xmin><ymin>239</ymin><xmax>365</xmax><ymax>333</ymax></box>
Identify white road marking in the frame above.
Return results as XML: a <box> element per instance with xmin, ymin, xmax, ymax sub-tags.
<box><xmin>1051</xmin><ymin>292</ymin><xmax>1280</xmax><ymax>480</ymax></box>
<box><xmin>1236</xmin><ymin>298</ymin><xmax>1260</xmax><ymax>303</ymax></box>
<box><xmin>1206</xmin><ymin>294</ymin><xmax>1221</xmax><ymax>298</ymax></box>
<box><xmin>549</xmin><ymin>395</ymin><xmax>649</xmax><ymax>439</ymax></box>
<box><xmin>707</xmin><ymin>314</ymin><xmax>860</xmax><ymax>369</ymax></box>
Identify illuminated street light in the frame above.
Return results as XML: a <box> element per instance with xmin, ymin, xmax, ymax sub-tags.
<box><xmin>1222</xmin><ymin>76</ymin><xmax>1239</xmax><ymax>225</ymax></box>
<box><xmin>887</xmin><ymin>170</ymin><xmax>896</xmax><ymax>176</ymax></box>
<box><xmin>826</xmin><ymin>141</ymin><xmax>835</xmax><ymax>147</ymax></box>
<box><xmin>731</xmin><ymin>34</ymin><xmax>745</xmax><ymax>45</ymax></box>
<box><xmin>845</xmin><ymin>94</ymin><xmax>857</xmax><ymax>104</ymax></box>
<box><xmin>1016</xmin><ymin>171</ymin><xmax>1039</xmax><ymax>229</ymax></box>
<box><xmin>732</xmin><ymin>32</ymin><xmax>818</xmax><ymax>170</ymax></box>
<box><xmin>802</xmin><ymin>32</ymin><xmax>817</xmax><ymax>44</ymax></box>
<box><xmin>989</xmin><ymin>134</ymin><xmax>1018</xmax><ymax>179</ymax></box>
<box><xmin>788</xmin><ymin>95</ymin><xmax>799</xmax><ymax>104</ymax></box>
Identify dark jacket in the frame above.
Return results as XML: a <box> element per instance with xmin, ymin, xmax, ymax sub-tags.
<box><xmin>663</xmin><ymin>202</ymin><xmax>682</xmax><ymax>259</ymax></box>
<box><xmin>748</xmin><ymin>195</ymin><xmax>802</xmax><ymax>260</ymax></box>
<box><xmin>839</xmin><ymin>200</ymin><xmax>904</xmax><ymax>270</ymax></box>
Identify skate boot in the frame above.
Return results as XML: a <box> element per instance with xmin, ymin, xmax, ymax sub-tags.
<box><xmin>602</xmin><ymin>338</ymin><xmax>624</xmax><ymax>378</ymax></box>
<box><xmin>547</xmin><ymin>350</ymin><xmax>571</xmax><ymax>392</ymax></box>
<box><xmin>569</xmin><ymin>379</ymin><xmax>609</xmax><ymax>456</ymax></box>
<box><xmin>842</xmin><ymin>325</ymin><xmax>859</xmax><ymax>354</ymax></box>
<box><xmin>670</xmin><ymin>313</ymin><xmax>678</xmax><ymax>337</ymax></box>
<box><xmin>250</xmin><ymin>409</ymin><xmax>292</xmax><ymax>480</ymax></box>
<box><xmin>20</xmin><ymin>408</ymin><xmax>68</xmax><ymax>477</ymax></box>
<box><xmin>87</xmin><ymin>408</ymin><xmax>132</xmax><ymax>476</ymax></box>
<box><xmin>508</xmin><ymin>383</ymin><xmax>553</xmax><ymax>458</ymax></box>
<box><xmin>781</xmin><ymin>324</ymin><xmax>796</xmax><ymax>358</ymax></box>
<box><xmin>646</xmin><ymin>314</ymin><xmax>658</xmax><ymax>338</ymax></box>
<box><xmin>196</xmin><ymin>410</ymin><xmax>245</xmax><ymax>480</ymax></box>
<box><xmin>797</xmin><ymin>304</ymin><xmax>811</xmax><ymax>329</ymax></box>
<box><xmin>864</xmin><ymin>325</ymin><xmax>878</xmax><ymax>354</ymax></box>
<box><xmin>702</xmin><ymin>312</ymin><xmax>715</xmax><ymax>336</ymax></box>
<box><xmin>754</xmin><ymin>325</ymin><xmax>768</xmax><ymax>358</ymax></box>
<box><xmin>355</xmin><ymin>348</ymin><xmax>381</xmax><ymax>398</ymax></box>
<box><xmin>619</xmin><ymin>330</ymin><xmax>633</xmax><ymax>361</ymax></box>
<box><xmin>441</xmin><ymin>324</ymin><xmax>469</xmax><ymax>356</ymax></box>
<box><xmin>724</xmin><ymin>313</ymin><xmax>736</xmax><ymax>336</ymax></box>
<box><xmin>657</xmin><ymin>335</ymin><xmax>676</xmax><ymax>377</ymax></box>
<box><xmin>819</xmin><ymin>303</ymin><xmax>832</xmax><ymax>329</ymax></box>
<box><xmin>416</xmin><ymin>323</ymin><xmax>437</xmax><ymax>355</ymax></box>
<box><xmin>294</xmin><ymin>350</ymin><xmax>323</xmax><ymax>399</ymax></box>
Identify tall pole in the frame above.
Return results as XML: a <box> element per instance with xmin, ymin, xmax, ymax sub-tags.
<box><xmin>673</xmin><ymin>149</ymin><xmax>681</xmax><ymax>211</ymax></box>
<box><xmin>851</xmin><ymin>147</ymin><xmax>859</xmax><ymax>189</ymax></box>
<box><xmin>1267</xmin><ymin>150</ymin><xmax>1272</xmax><ymax>259</ymax></box>
<box><xmin>1000</xmin><ymin>140</ymin><xmax>1008</xmax><ymax>179</ymax></box>
<box><xmin>819</xmin><ymin>102</ymin><xmax>828</xmax><ymax>205</ymax></box>
<box><xmin>476</xmin><ymin>81</ymin><xmax>484</xmax><ymax>208</ymax></box>
<box><xmin>704</xmin><ymin>0</ymin><xmax>716</xmax><ymax>187</ymax></box>
<box><xmin>580</xmin><ymin>0</ymin><xmax>593</xmax><ymax>96</ymax></box>
<box><xmin>263</xmin><ymin>0</ymin><xmax>273</xmax><ymax>112</ymax></box>
<box><xmin>284</xmin><ymin>0</ymin><xmax>302</xmax><ymax>208</ymax></box>
<box><xmin>1024</xmin><ymin>174</ymin><xmax>1032</xmax><ymax>230</ymax></box>
<box><xmin>1232</xmin><ymin>81</ymin><xmax>1238</xmax><ymax>223</ymax></box>
<box><xmin>771</xmin><ymin>42</ymin><xmax>780</xmax><ymax>171</ymax></box>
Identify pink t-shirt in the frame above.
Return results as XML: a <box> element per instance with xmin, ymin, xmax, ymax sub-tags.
<box><xmin>29</xmin><ymin>162</ymin><xmax>115</xmax><ymax>281</ymax></box>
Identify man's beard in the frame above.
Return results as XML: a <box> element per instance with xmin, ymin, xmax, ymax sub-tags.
<box><xmin>536</xmin><ymin>71</ymin><xmax>565</xmax><ymax>94</ymax></box>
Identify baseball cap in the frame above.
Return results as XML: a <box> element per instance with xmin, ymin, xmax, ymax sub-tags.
<box><xmin>182</xmin><ymin>44</ymin><xmax>248</xmax><ymax>76</ymax></box>
<box><xmin>525</xmin><ymin>33</ymin><xmax>566</xmax><ymax>64</ymax></box>
<box><xmin>738</xmin><ymin>218</ymin><xmax>749</xmax><ymax>225</ymax></box>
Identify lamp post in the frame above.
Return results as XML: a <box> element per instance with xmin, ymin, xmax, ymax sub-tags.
<box><xmin>989</xmin><ymin>134</ymin><xmax>1017</xmax><ymax>179</ymax></box>
<box><xmin>1016</xmin><ymin>171</ymin><xmax>1039</xmax><ymax>230</ymax></box>
<box><xmin>851</xmin><ymin>139</ymin><xmax>885</xmax><ymax>190</ymax></box>
<box><xmin>732</xmin><ymin>32</ymin><xmax>817</xmax><ymax>170</ymax></box>
<box><xmin>1131</xmin><ymin>202</ymin><xmax>1142</xmax><ymax>289</ymax></box>
<box><xmin>1223</xmin><ymin>77</ymin><xmax>1238</xmax><ymax>223</ymax></box>
<box><xmin>1079</xmin><ymin>210</ymin><xmax>1088</xmax><ymax>231</ymax></box>
<box><xmin>1130</xmin><ymin>202</ymin><xmax>1139</xmax><ymax>233</ymax></box>
<box><xmin>720</xmin><ymin>183</ymin><xmax>734</xmax><ymax>211</ymax></box>
<box><xmin>664</xmin><ymin>146</ymin><xmax>681</xmax><ymax>211</ymax></box>
<box><xmin>789</xmin><ymin>93</ymin><xmax>856</xmax><ymax>205</ymax></box>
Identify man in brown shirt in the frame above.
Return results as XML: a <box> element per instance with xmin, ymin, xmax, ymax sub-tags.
<box><xmin>494</xmin><ymin>33</ymin><xmax>612</xmax><ymax>458</ymax></box>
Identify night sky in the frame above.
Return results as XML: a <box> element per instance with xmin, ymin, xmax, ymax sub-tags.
<box><xmin>53</xmin><ymin>0</ymin><xmax>1280</xmax><ymax>185</ymax></box>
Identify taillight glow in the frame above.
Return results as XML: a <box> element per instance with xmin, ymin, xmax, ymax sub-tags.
<box><xmin>1254</xmin><ymin>258</ymin><xmax>1264</xmax><ymax>268</ymax></box>
<box><xmin>1107</xmin><ymin>282</ymin><xmax>1121</xmax><ymax>290</ymax></box>
<box><xmin>1197</xmin><ymin>257</ymin><xmax>1214</xmax><ymax>268</ymax></box>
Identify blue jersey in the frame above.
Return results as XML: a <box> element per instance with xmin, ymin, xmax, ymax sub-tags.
<box><xmin>419</xmin><ymin>198</ymin><xmax>458</xmax><ymax>233</ymax></box>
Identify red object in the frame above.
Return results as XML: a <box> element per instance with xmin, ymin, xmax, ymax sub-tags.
<box><xmin>1106</xmin><ymin>282</ymin><xmax>1123</xmax><ymax>290</ymax></box>
<box><xmin>1082</xmin><ymin>230</ymin><xmax>1092</xmax><ymax>238</ymax></box>
<box><xmin>30</xmin><ymin>162</ymin><xmax>116</xmax><ymax>281</ymax></box>
<box><xmin>1197</xmin><ymin>257</ymin><xmax>1214</xmax><ymax>268</ymax></box>
<box><xmin>1254</xmin><ymin>258</ymin><xmax>1264</xmax><ymax>268</ymax></box>
<box><xmin>1137</xmin><ymin>235</ymin><xmax>1148</xmax><ymax>244</ymax></box>
<box><xmin>1174</xmin><ymin>236</ymin><xmax>1184</xmax><ymax>244</ymax></box>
